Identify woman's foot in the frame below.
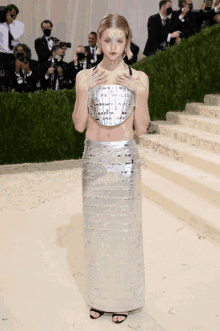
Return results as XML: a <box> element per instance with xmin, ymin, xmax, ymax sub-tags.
<box><xmin>112</xmin><ymin>311</ymin><xmax>129</xmax><ymax>323</ymax></box>
<box><xmin>90</xmin><ymin>308</ymin><xmax>104</xmax><ymax>319</ymax></box>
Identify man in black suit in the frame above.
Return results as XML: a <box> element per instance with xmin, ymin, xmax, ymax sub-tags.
<box><xmin>40</xmin><ymin>45</ymin><xmax>71</xmax><ymax>91</ymax></box>
<box><xmin>35</xmin><ymin>20</ymin><xmax>60</xmax><ymax>63</ymax></box>
<box><xmin>171</xmin><ymin>0</ymin><xmax>220</xmax><ymax>41</ymax></box>
<box><xmin>143</xmin><ymin>0</ymin><xmax>183</xmax><ymax>57</ymax></box>
<box><xmin>85</xmin><ymin>31</ymin><xmax>103</xmax><ymax>67</ymax></box>
<box><xmin>123</xmin><ymin>41</ymin><xmax>139</xmax><ymax>65</ymax></box>
<box><xmin>8</xmin><ymin>43</ymin><xmax>39</xmax><ymax>93</ymax></box>
<box><xmin>68</xmin><ymin>45</ymin><xmax>93</xmax><ymax>89</ymax></box>
<box><xmin>0</xmin><ymin>4</ymin><xmax>25</xmax><ymax>72</ymax></box>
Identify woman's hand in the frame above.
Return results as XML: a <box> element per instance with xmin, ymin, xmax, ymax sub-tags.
<box><xmin>114</xmin><ymin>73</ymin><xmax>144</xmax><ymax>93</ymax></box>
<box><xmin>79</xmin><ymin>67</ymin><xmax>109</xmax><ymax>91</ymax></box>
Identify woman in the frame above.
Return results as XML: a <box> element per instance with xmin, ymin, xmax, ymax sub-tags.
<box><xmin>72</xmin><ymin>13</ymin><xmax>150</xmax><ymax>324</ymax></box>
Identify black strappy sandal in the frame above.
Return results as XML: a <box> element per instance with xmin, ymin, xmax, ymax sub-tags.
<box><xmin>112</xmin><ymin>313</ymin><xmax>128</xmax><ymax>324</ymax></box>
<box><xmin>90</xmin><ymin>308</ymin><xmax>105</xmax><ymax>319</ymax></box>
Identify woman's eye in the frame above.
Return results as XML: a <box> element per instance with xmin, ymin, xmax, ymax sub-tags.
<box><xmin>105</xmin><ymin>40</ymin><xmax>122</xmax><ymax>43</ymax></box>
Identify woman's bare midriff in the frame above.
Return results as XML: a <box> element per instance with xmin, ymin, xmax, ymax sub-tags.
<box><xmin>84</xmin><ymin>64</ymin><xmax>136</xmax><ymax>142</ymax></box>
<box><xmin>86</xmin><ymin>112</ymin><xmax>134</xmax><ymax>141</ymax></box>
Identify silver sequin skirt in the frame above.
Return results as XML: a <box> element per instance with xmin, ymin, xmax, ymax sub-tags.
<box><xmin>82</xmin><ymin>137</ymin><xmax>145</xmax><ymax>313</ymax></box>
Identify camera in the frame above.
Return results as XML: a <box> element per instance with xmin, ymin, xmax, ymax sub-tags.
<box><xmin>53</xmin><ymin>37</ymin><xmax>71</xmax><ymax>48</ymax></box>
<box><xmin>15</xmin><ymin>53</ymin><xmax>29</xmax><ymax>64</ymax></box>
<box><xmin>59</xmin><ymin>41</ymin><xmax>71</xmax><ymax>48</ymax></box>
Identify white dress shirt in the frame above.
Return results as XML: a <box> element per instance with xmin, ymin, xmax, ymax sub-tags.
<box><xmin>159</xmin><ymin>12</ymin><xmax>172</xmax><ymax>44</ymax></box>
<box><xmin>89</xmin><ymin>45</ymin><xmax>97</xmax><ymax>63</ymax></box>
<box><xmin>0</xmin><ymin>20</ymin><xmax>24</xmax><ymax>54</ymax></box>
<box><xmin>45</xmin><ymin>35</ymin><xmax>54</xmax><ymax>51</ymax></box>
<box><xmin>79</xmin><ymin>58</ymin><xmax>87</xmax><ymax>70</ymax></box>
<box><xmin>15</xmin><ymin>67</ymin><xmax>32</xmax><ymax>83</ymax></box>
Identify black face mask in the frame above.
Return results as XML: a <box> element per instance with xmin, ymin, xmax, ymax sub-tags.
<box><xmin>167</xmin><ymin>7</ymin><xmax>173</xmax><ymax>15</ymax></box>
<box><xmin>43</xmin><ymin>29</ymin><xmax>51</xmax><ymax>37</ymax></box>
<box><xmin>54</xmin><ymin>54</ymin><xmax>64</xmax><ymax>62</ymax></box>
<box><xmin>205</xmin><ymin>7</ymin><xmax>212</xmax><ymax>11</ymax></box>
<box><xmin>76</xmin><ymin>52</ymin><xmax>86</xmax><ymax>60</ymax></box>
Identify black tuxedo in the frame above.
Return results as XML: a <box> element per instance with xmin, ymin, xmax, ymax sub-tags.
<box><xmin>8</xmin><ymin>59</ymin><xmax>39</xmax><ymax>93</ymax></box>
<box><xmin>40</xmin><ymin>58</ymin><xmax>71</xmax><ymax>91</ymax></box>
<box><xmin>85</xmin><ymin>45</ymin><xmax>103</xmax><ymax>67</ymax></box>
<box><xmin>143</xmin><ymin>12</ymin><xmax>183</xmax><ymax>56</ymax></box>
<box><xmin>68</xmin><ymin>58</ymin><xmax>93</xmax><ymax>89</ymax></box>
<box><xmin>35</xmin><ymin>35</ymin><xmax>57</xmax><ymax>63</ymax></box>
<box><xmin>123</xmin><ymin>41</ymin><xmax>139</xmax><ymax>65</ymax></box>
<box><xmin>171</xmin><ymin>8</ymin><xmax>219</xmax><ymax>40</ymax></box>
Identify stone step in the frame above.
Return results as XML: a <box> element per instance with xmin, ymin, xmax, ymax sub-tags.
<box><xmin>137</xmin><ymin>145</ymin><xmax>220</xmax><ymax>207</ymax></box>
<box><xmin>138</xmin><ymin>134</ymin><xmax>220</xmax><ymax>177</ymax></box>
<box><xmin>185</xmin><ymin>103</ymin><xmax>220</xmax><ymax>119</ymax></box>
<box><xmin>148</xmin><ymin>120</ymin><xmax>220</xmax><ymax>154</ymax></box>
<box><xmin>166</xmin><ymin>111</ymin><xmax>220</xmax><ymax>135</ymax></box>
<box><xmin>140</xmin><ymin>166</ymin><xmax>220</xmax><ymax>244</ymax></box>
<box><xmin>204</xmin><ymin>94</ymin><xmax>220</xmax><ymax>106</ymax></box>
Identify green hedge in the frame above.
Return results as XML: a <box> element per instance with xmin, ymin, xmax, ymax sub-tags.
<box><xmin>1</xmin><ymin>24</ymin><xmax>220</xmax><ymax>165</ymax></box>
<box><xmin>0</xmin><ymin>88</ymin><xmax>85</xmax><ymax>165</ymax></box>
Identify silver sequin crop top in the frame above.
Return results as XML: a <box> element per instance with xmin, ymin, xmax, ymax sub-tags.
<box><xmin>88</xmin><ymin>65</ymin><xmax>136</xmax><ymax>127</ymax></box>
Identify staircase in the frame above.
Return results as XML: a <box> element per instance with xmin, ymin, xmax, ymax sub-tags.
<box><xmin>136</xmin><ymin>94</ymin><xmax>220</xmax><ymax>244</ymax></box>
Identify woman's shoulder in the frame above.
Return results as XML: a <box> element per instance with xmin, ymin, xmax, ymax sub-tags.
<box><xmin>78</xmin><ymin>67</ymin><xmax>95</xmax><ymax>80</ymax></box>
<box><xmin>85</xmin><ymin>67</ymin><xmax>95</xmax><ymax>75</ymax></box>
<box><xmin>131</xmin><ymin>67</ymin><xmax>148</xmax><ymax>79</ymax></box>
<box><xmin>76</xmin><ymin>68</ymin><xmax>90</xmax><ymax>82</ymax></box>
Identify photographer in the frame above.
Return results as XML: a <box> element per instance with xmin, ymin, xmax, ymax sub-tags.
<box><xmin>35</xmin><ymin>20</ymin><xmax>61</xmax><ymax>63</ymax></box>
<box><xmin>40</xmin><ymin>45</ymin><xmax>71</xmax><ymax>91</ymax></box>
<box><xmin>0</xmin><ymin>4</ymin><xmax>24</xmax><ymax>72</ymax></box>
<box><xmin>35</xmin><ymin>20</ymin><xmax>71</xmax><ymax>64</ymax></box>
<box><xmin>85</xmin><ymin>32</ymin><xmax>103</xmax><ymax>67</ymax></box>
<box><xmin>8</xmin><ymin>44</ymin><xmax>39</xmax><ymax>93</ymax></box>
<box><xmin>143</xmin><ymin>0</ymin><xmax>185</xmax><ymax>57</ymax></box>
<box><xmin>68</xmin><ymin>45</ymin><xmax>93</xmax><ymax>88</ymax></box>
<box><xmin>171</xmin><ymin>0</ymin><xmax>220</xmax><ymax>42</ymax></box>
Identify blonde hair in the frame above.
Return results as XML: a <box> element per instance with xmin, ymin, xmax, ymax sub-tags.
<box><xmin>96</xmin><ymin>13</ymin><xmax>133</xmax><ymax>60</ymax></box>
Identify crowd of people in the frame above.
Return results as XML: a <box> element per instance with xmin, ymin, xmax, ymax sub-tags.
<box><xmin>143</xmin><ymin>0</ymin><xmax>220</xmax><ymax>56</ymax></box>
<box><xmin>0</xmin><ymin>0</ymin><xmax>219</xmax><ymax>93</ymax></box>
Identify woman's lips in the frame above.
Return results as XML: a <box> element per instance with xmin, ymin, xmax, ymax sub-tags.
<box><xmin>110</xmin><ymin>52</ymin><xmax>117</xmax><ymax>55</ymax></box>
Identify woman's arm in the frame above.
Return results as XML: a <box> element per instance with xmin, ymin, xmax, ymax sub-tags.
<box><xmin>72</xmin><ymin>70</ymin><xmax>89</xmax><ymax>133</ymax></box>
<box><xmin>133</xmin><ymin>72</ymin><xmax>150</xmax><ymax>136</ymax></box>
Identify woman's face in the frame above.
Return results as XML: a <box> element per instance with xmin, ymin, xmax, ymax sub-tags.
<box><xmin>100</xmin><ymin>28</ymin><xmax>127</xmax><ymax>60</ymax></box>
